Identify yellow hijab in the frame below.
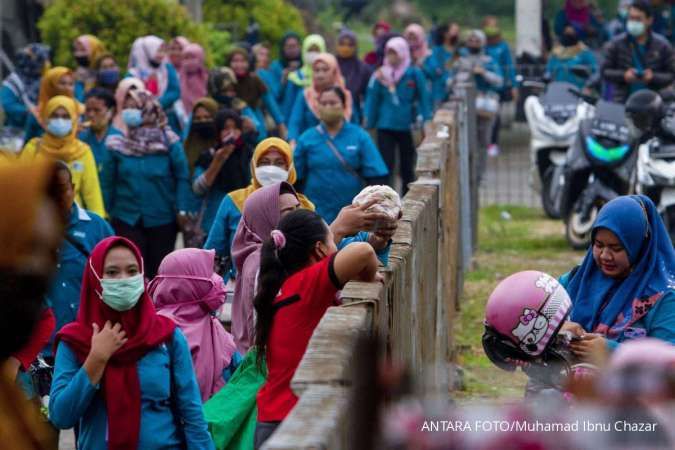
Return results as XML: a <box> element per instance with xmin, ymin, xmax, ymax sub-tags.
<box><xmin>77</xmin><ymin>35</ymin><xmax>106</xmax><ymax>69</ymax></box>
<box><xmin>229</xmin><ymin>137</ymin><xmax>314</xmax><ymax>212</ymax></box>
<box><xmin>38</xmin><ymin>95</ymin><xmax>88</xmax><ymax>162</ymax></box>
<box><xmin>37</xmin><ymin>67</ymin><xmax>74</xmax><ymax>114</ymax></box>
<box><xmin>0</xmin><ymin>159</ymin><xmax>53</xmax><ymax>269</ymax></box>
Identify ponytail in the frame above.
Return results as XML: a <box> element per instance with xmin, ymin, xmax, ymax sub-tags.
<box><xmin>254</xmin><ymin>209</ymin><xmax>328</xmax><ymax>367</ymax></box>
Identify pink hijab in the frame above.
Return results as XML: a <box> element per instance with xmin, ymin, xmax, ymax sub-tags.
<box><xmin>179</xmin><ymin>43</ymin><xmax>208</xmax><ymax>113</ymax></box>
<box><xmin>378</xmin><ymin>37</ymin><xmax>411</xmax><ymax>88</ymax></box>
<box><xmin>128</xmin><ymin>35</ymin><xmax>169</xmax><ymax>97</ymax></box>
<box><xmin>231</xmin><ymin>182</ymin><xmax>294</xmax><ymax>354</ymax></box>
<box><xmin>304</xmin><ymin>53</ymin><xmax>353</xmax><ymax>122</ymax></box>
<box><xmin>148</xmin><ymin>248</ymin><xmax>237</xmax><ymax>402</ymax></box>
<box><xmin>112</xmin><ymin>77</ymin><xmax>145</xmax><ymax>134</ymax></box>
<box><xmin>404</xmin><ymin>24</ymin><xmax>430</xmax><ymax>65</ymax></box>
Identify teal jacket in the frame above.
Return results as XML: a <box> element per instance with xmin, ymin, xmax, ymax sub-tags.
<box><xmin>78</xmin><ymin>125</ymin><xmax>123</xmax><ymax>169</ymax></box>
<box><xmin>560</xmin><ymin>271</ymin><xmax>675</xmax><ymax>351</ymax></box>
<box><xmin>485</xmin><ymin>40</ymin><xmax>517</xmax><ymax>90</ymax></box>
<box><xmin>423</xmin><ymin>46</ymin><xmax>455</xmax><ymax>106</ymax></box>
<box><xmin>280</xmin><ymin>69</ymin><xmax>307</xmax><ymax>120</ymax></box>
<box><xmin>288</xmin><ymin>94</ymin><xmax>360</xmax><ymax>142</ymax></box>
<box><xmin>545</xmin><ymin>47</ymin><xmax>598</xmax><ymax>89</ymax></box>
<box><xmin>0</xmin><ymin>83</ymin><xmax>28</xmax><ymax>128</ymax></box>
<box><xmin>101</xmin><ymin>140</ymin><xmax>191</xmax><ymax>227</ymax></box>
<box><xmin>294</xmin><ymin>122</ymin><xmax>389</xmax><ymax>223</ymax></box>
<box><xmin>50</xmin><ymin>329</ymin><xmax>215</xmax><ymax>450</ymax></box>
<box><xmin>257</xmin><ymin>68</ymin><xmax>282</xmax><ymax>105</ymax></box>
<box><xmin>203</xmin><ymin>194</ymin><xmax>242</xmax><ymax>281</ymax></box>
<box><xmin>365</xmin><ymin>66</ymin><xmax>432</xmax><ymax>131</ymax></box>
<box><xmin>45</xmin><ymin>205</ymin><xmax>113</xmax><ymax>348</ymax></box>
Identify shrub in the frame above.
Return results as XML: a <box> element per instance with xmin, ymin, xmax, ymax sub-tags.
<box><xmin>38</xmin><ymin>0</ymin><xmax>211</xmax><ymax>68</ymax></box>
<box><xmin>203</xmin><ymin>0</ymin><xmax>306</xmax><ymax>56</ymax></box>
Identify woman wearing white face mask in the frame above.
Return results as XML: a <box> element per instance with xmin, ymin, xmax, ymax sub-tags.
<box><xmin>20</xmin><ymin>95</ymin><xmax>106</xmax><ymax>218</ymax></box>
<box><xmin>49</xmin><ymin>236</ymin><xmax>214</xmax><ymax>450</ymax></box>
<box><xmin>204</xmin><ymin>137</ymin><xmax>314</xmax><ymax>282</ymax></box>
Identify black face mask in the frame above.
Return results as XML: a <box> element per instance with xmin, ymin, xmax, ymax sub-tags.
<box><xmin>0</xmin><ymin>271</ymin><xmax>50</xmax><ymax>360</ymax></box>
<box><xmin>561</xmin><ymin>34</ymin><xmax>580</xmax><ymax>47</ymax></box>
<box><xmin>468</xmin><ymin>47</ymin><xmax>481</xmax><ymax>55</ymax></box>
<box><xmin>192</xmin><ymin>120</ymin><xmax>216</xmax><ymax>139</ymax></box>
<box><xmin>149</xmin><ymin>59</ymin><xmax>162</xmax><ymax>69</ymax></box>
<box><xmin>214</xmin><ymin>94</ymin><xmax>234</xmax><ymax>107</ymax></box>
<box><xmin>75</xmin><ymin>55</ymin><xmax>90</xmax><ymax>67</ymax></box>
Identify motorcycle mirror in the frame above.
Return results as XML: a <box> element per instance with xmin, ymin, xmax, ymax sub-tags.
<box><xmin>567</xmin><ymin>87</ymin><xmax>598</xmax><ymax>105</ymax></box>
<box><xmin>570</xmin><ymin>65</ymin><xmax>592</xmax><ymax>79</ymax></box>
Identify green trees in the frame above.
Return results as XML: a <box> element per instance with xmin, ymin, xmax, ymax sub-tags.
<box><xmin>203</xmin><ymin>0</ymin><xmax>306</xmax><ymax>54</ymax></box>
<box><xmin>38</xmin><ymin>0</ymin><xmax>209</xmax><ymax>67</ymax></box>
<box><xmin>38</xmin><ymin>0</ymin><xmax>307</xmax><ymax>68</ymax></box>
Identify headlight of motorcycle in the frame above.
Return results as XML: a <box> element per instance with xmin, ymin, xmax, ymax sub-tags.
<box><xmin>585</xmin><ymin>136</ymin><xmax>630</xmax><ymax>163</ymax></box>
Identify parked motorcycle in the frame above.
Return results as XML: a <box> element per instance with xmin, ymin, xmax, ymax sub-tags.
<box><xmin>524</xmin><ymin>81</ymin><xmax>590</xmax><ymax>218</ymax></box>
<box><xmin>630</xmin><ymin>90</ymin><xmax>675</xmax><ymax>244</ymax></box>
<box><xmin>556</xmin><ymin>89</ymin><xmax>637</xmax><ymax>250</ymax></box>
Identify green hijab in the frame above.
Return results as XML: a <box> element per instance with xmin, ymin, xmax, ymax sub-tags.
<box><xmin>288</xmin><ymin>34</ymin><xmax>327</xmax><ymax>88</ymax></box>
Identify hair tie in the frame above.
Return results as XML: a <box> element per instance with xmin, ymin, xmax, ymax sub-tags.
<box><xmin>270</xmin><ymin>229</ymin><xmax>286</xmax><ymax>250</ymax></box>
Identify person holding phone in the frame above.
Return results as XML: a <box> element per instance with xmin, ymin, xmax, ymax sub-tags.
<box><xmin>191</xmin><ymin>109</ymin><xmax>254</xmax><ymax>237</ymax></box>
<box><xmin>601</xmin><ymin>0</ymin><xmax>675</xmax><ymax>102</ymax></box>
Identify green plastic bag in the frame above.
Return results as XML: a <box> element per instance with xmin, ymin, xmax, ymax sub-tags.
<box><xmin>204</xmin><ymin>348</ymin><xmax>267</xmax><ymax>450</ymax></box>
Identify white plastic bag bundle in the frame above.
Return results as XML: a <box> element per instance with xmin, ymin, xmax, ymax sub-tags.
<box><xmin>352</xmin><ymin>185</ymin><xmax>402</xmax><ymax>220</ymax></box>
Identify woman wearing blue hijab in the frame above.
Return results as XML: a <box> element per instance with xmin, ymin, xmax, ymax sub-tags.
<box><xmin>559</xmin><ymin>195</ymin><xmax>675</xmax><ymax>360</ymax></box>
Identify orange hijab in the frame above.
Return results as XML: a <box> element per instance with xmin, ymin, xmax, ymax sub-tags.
<box><xmin>303</xmin><ymin>53</ymin><xmax>353</xmax><ymax>122</ymax></box>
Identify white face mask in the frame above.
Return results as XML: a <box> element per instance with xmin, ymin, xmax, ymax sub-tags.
<box><xmin>255</xmin><ymin>165</ymin><xmax>289</xmax><ymax>186</ymax></box>
<box><xmin>305</xmin><ymin>51</ymin><xmax>320</xmax><ymax>66</ymax></box>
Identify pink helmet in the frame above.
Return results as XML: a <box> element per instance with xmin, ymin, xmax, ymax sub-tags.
<box><xmin>485</xmin><ymin>270</ymin><xmax>572</xmax><ymax>357</ymax></box>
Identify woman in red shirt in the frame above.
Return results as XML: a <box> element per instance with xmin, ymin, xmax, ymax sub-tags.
<box><xmin>253</xmin><ymin>208</ymin><xmax>380</xmax><ymax>448</ymax></box>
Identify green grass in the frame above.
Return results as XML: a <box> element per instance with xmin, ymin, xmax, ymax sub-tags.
<box><xmin>453</xmin><ymin>205</ymin><xmax>583</xmax><ymax>402</ymax></box>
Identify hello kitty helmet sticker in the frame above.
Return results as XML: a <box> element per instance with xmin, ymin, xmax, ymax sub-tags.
<box><xmin>484</xmin><ymin>270</ymin><xmax>572</xmax><ymax>356</ymax></box>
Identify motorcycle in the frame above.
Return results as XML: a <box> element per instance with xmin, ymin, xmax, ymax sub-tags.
<box><xmin>634</xmin><ymin>95</ymin><xmax>675</xmax><ymax>244</ymax></box>
<box><xmin>524</xmin><ymin>80</ymin><xmax>591</xmax><ymax>218</ymax></box>
<box><xmin>555</xmin><ymin>89</ymin><xmax>637</xmax><ymax>250</ymax></box>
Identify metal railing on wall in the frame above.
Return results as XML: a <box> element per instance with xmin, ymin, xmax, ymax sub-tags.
<box><xmin>261</xmin><ymin>87</ymin><xmax>478</xmax><ymax>449</ymax></box>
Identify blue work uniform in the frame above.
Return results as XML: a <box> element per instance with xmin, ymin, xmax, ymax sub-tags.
<box><xmin>100</xmin><ymin>140</ymin><xmax>191</xmax><ymax>227</ymax></box>
<box><xmin>78</xmin><ymin>125</ymin><xmax>123</xmax><ymax>170</ymax></box>
<box><xmin>365</xmin><ymin>66</ymin><xmax>432</xmax><ymax>131</ymax></box>
<box><xmin>49</xmin><ymin>328</ymin><xmax>215</xmax><ymax>450</ymax></box>
<box><xmin>45</xmin><ymin>205</ymin><xmax>113</xmax><ymax>349</ymax></box>
<box><xmin>485</xmin><ymin>40</ymin><xmax>517</xmax><ymax>96</ymax></box>
<box><xmin>0</xmin><ymin>81</ymin><xmax>29</xmax><ymax>128</ymax></box>
<box><xmin>423</xmin><ymin>46</ymin><xmax>454</xmax><ymax>106</ymax></box>
<box><xmin>288</xmin><ymin>94</ymin><xmax>361</xmax><ymax>142</ymax></box>
<box><xmin>203</xmin><ymin>195</ymin><xmax>242</xmax><ymax>281</ymax></box>
<box><xmin>545</xmin><ymin>49</ymin><xmax>598</xmax><ymax>89</ymax></box>
<box><xmin>294</xmin><ymin>122</ymin><xmax>389</xmax><ymax>223</ymax></box>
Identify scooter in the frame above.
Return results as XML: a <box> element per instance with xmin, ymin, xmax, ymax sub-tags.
<box><xmin>635</xmin><ymin>101</ymin><xmax>675</xmax><ymax>244</ymax></box>
<box><xmin>555</xmin><ymin>90</ymin><xmax>637</xmax><ymax>250</ymax></box>
<box><xmin>524</xmin><ymin>80</ymin><xmax>591</xmax><ymax>218</ymax></box>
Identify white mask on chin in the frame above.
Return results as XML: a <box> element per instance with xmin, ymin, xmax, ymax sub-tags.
<box><xmin>255</xmin><ymin>165</ymin><xmax>289</xmax><ymax>186</ymax></box>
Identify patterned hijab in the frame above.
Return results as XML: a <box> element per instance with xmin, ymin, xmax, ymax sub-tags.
<box><xmin>106</xmin><ymin>89</ymin><xmax>179</xmax><ymax>156</ymax></box>
<box><xmin>303</xmin><ymin>53</ymin><xmax>353</xmax><ymax>121</ymax></box>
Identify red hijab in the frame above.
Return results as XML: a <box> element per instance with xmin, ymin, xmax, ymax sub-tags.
<box><xmin>56</xmin><ymin>236</ymin><xmax>176</xmax><ymax>450</ymax></box>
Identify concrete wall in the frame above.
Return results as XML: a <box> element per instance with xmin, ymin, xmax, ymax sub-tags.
<box><xmin>262</xmin><ymin>102</ymin><xmax>466</xmax><ymax>449</ymax></box>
